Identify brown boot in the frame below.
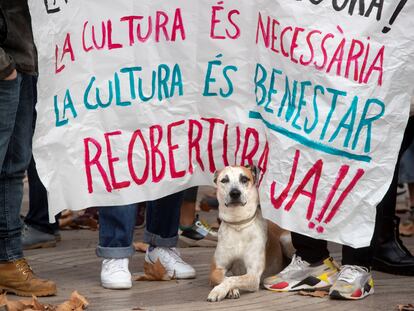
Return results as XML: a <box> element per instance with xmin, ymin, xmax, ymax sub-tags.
<box><xmin>0</xmin><ymin>258</ymin><xmax>57</xmax><ymax>297</ymax></box>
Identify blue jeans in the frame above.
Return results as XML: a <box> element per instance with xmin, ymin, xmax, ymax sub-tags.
<box><xmin>0</xmin><ymin>74</ymin><xmax>35</xmax><ymax>262</ymax></box>
<box><xmin>96</xmin><ymin>191</ymin><xmax>184</xmax><ymax>259</ymax></box>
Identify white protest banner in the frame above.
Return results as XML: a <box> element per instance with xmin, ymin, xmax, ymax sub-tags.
<box><xmin>29</xmin><ymin>0</ymin><xmax>414</xmax><ymax>247</ymax></box>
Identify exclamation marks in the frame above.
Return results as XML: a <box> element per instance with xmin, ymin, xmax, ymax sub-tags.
<box><xmin>308</xmin><ymin>166</ymin><xmax>365</xmax><ymax>233</ymax></box>
<box><xmin>382</xmin><ymin>0</ymin><xmax>408</xmax><ymax>33</ymax></box>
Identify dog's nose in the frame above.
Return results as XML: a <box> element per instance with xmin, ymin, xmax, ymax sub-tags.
<box><xmin>229</xmin><ymin>188</ymin><xmax>241</xmax><ymax>199</ymax></box>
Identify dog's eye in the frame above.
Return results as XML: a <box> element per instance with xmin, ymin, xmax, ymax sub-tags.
<box><xmin>220</xmin><ymin>176</ymin><xmax>229</xmax><ymax>184</ymax></box>
<box><xmin>240</xmin><ymin>176</ymin><xmax>249</xmax><ymax>184</ymax></box>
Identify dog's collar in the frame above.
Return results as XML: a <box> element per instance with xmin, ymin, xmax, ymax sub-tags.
<box><xmin>221</xmin><ymin>208</ymin><xmax>259</xmax><ymax>227</ymax></box>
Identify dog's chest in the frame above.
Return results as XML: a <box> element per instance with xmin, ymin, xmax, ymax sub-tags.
<box><xmin>216</xmin><ymin>220</ymin><xmax>267</xmax><ymax>259</ymax></box>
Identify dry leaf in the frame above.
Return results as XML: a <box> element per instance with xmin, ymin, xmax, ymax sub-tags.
<box><xmin>0</xmin><ymin>294</ymin><xmax>6</xmax><ymax>311</ymax></box>
<box><xmin>135</xmin><ymin>259</ymin><xmax>172</xmax><ymax>281</ymax></box>
<box><xmin>6</xmin><ymin>297</ymin><xmax>33</xmax><ymax>311</ymax></box>
<box><xmin>133</xmin><ymin>242</ymin><xmax>149</xmax><ymax>253</ymax></box>
<box><xmin>298</xmin><ymin>290</ymin><xmax>329</xmax><ymax>298</ymax></box>
<box><xmin>397</xmin><ymin>304</ymin><xmax>414</xmax><ymax>311</ymax></box>
<box><xmin>0</xmin><ymin>291</ymin><xmax>87</xmax><ymax>311</ymax></box>
<box><xmin>30</xmin><ymin>296</ymin><xmax>49</xmax><ymax>311</ymax></box>
<box><xmin>56</xmin><ymin>291</ymin><xmax>89</xmax><ymax>311</ymax></box>
<box><xmin>59</xmin><ymin>209</ymin><xmax>98</xmax><ymax>231</ymax></box>
<box><xmin>0</xmin><ymin>293</ymin><xmax>7</xmax><ymax>307</ymax></box>
<box><xmin>70</xmin><ymin>291</ymin><xmax>88</xmax><ymax>308</ymax></box>
<box><xmin>400</xmin><ymin>222</ymin><xmax>414</xmax><ymax>237</ymax></box>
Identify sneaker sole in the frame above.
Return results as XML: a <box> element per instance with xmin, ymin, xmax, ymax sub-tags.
<box><xmin>329</xmin><ymin>287</ymin><xmax>374</xmax><ymax>300</ymax></box>
<box><xmin>264</xmin><ymin>276</ymin><xmax>332</xmax><ymax>292</ymax></box>
<box><xmin>174</xmin><ymin>271</ymin><xmax>196</xmax><ymax>279</ymax></box>
<box><xmin>0</xmin><ymin>285</ymin><xmax>57</xmax><ymax>297</ymax></box>
<box><xmin>372</xmin><ymin>258</ymin><xmax>414</xmax><ymax>276</ymax></box>
<box><xmin>265</xmin><ymin>282</ymin><xmax>331</xmax><ymax>292</ymax></box>
<box><xmin>101</xmin><ymin>282</ymin><xmax>132</xmax><ymax>290</ymax></box>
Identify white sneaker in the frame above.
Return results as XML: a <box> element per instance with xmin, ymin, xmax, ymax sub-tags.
<box><xmin>145</xmin><ymin>246</ymin><xmax>196</xmax><ymax>279</ymax></box>
<box><xmin>101</xmin><ymin>258</ymin><xmax>132</xmax><ymax>289</ymax></box>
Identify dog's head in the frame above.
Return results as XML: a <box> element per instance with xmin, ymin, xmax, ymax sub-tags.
<box><xmin>214</xmin><ymin>165</ymin><xmax>259</xmax><ymax>222</ymax></box>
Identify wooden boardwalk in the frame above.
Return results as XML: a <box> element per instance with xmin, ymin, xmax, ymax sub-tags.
<box><xmin>18</xmin><ymin>223</ymin><xmax>413</xmax><ymax>311</ymax></box>
<box><xmin>18</xmin><ymin>184</ymin><xmax>414</xmax><ymax>310</ymax></box>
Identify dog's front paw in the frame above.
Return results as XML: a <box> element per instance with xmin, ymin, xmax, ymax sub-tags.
<box><xmin>207</xmin><ymin>285</ymin><xmax>228</xmax><ymax>302</ymax></box>
<box><xmin>227</xmin><ymin>288</ymin><xmax>240</xmax><ymax>299</ymax></box>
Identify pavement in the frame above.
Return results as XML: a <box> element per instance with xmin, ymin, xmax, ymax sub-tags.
<box><xmin>15</xmin><ymin>185</ymin><xmax>414</xmax><ymax>311</ymax></box>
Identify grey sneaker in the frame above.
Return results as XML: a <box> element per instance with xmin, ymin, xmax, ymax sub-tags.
<box><xmin>264</xmin><ymin>255</ymin><xmax>339</xmax><ymax>291</ymax></box>
<box><xmin>329</xmin><ymin>265</ymin><xmax>374</xmax><ymax>300</ymax></box>
<box><xmin>22</xmin><ymin>224</ymin><xmax>57</xmax><ymax>250</ymax></box>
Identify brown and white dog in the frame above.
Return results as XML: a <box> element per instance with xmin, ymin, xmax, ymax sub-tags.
<box><xmin>207</xmin><ymin>165</ymin><xmax>294</xmax><ymax>302</ymax></box>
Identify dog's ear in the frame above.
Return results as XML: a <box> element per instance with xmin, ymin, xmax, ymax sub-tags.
<box><xmin>244</xmin><ymin>165</ymin><xmax>258</xmax><ymax>184</ymax></box>
<box><xmin>213</xmin><ymin>170</ymin><xmax>221</xmax><ymax>184</ymax></box>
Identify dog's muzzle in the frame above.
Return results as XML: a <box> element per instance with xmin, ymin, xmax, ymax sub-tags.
<box><xmin>225</xmin><ymin>188</ymin><xmax>246</xmax><ymax>207</ymax></box>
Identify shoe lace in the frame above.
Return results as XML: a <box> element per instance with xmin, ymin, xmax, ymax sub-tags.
<box><xmin>158</xmin><ymin>247</ymin><xmax>186</xmax><ymax>267</ymax></box>
<box><xmin>337</xmin><ymin>265</ymin><xmax>368</xmax><ymax>283</ymax></box>
<box><xmin>199</xmin><ymin>219</ymin><xmax>212</xmax><ymax>231</ymax></box>
<box><xmin>281</xmin><ymin>254</ymin><xmax>309</xmax><ymax>275</ymax></box>
<box><xmin>105</xmin><ymin>259</ymin><xmax>128</xmax><ymax>273</ymax></box>
<box><xmin>15</xmin><ymin>259</ymin><xmax>34</xmax><ymax>278</ymax></box>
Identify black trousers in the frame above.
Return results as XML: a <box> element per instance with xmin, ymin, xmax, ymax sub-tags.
<box><xmin>24</xmin><ymin>156</ymin><xmax>60</xmax><ymax>234</ymax></box>
<box><xmin>292</xmin><ymin>116</ymin><xmax>414</xmax><ymax>268</ymax></box>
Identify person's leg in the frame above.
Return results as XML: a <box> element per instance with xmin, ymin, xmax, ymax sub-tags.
<box><xmin>0</xmin><ymin>74</ymin><xmax>56</xmax><ymax>296</ymax></box>
<box><xmin>342</xmin><ymin>246</ymin><xmax>371</xmax><ymax>269</ymax></box>
<box><xmin>179</xmin><ymin>187</ymin><xmax>218</xmax><ymax>247</ymax></box>
<box><xmin>180</xmin><ymin>187</ymin><xmax>198</xmax><ymax>227</ymax></box>
<box><xmin>372</xmin><ymin>116</ymin><xmax>414</xmax><ymax>275</ymax></box>
<box><xmin>144</xmin><ymin>191</ymin><xmax>183</xmax><ymax>247</ymax></box>
<box><xmin>0</xmin><ymin>75</ymin><xmax>25</xmax><ymax>262</ymax></box>
<box><xmin>25</xmin><ymin>156</ymin><xmax>59</xmax><ymax>234</ymax></box>
<box><xmin>399</xmin><ymin>138</ymin><xmax>414</xmax><ymax>215</ymax></box>
<box><xmin>97</xmin><ymin>204</ymin><xmax>137</xmax><ymax>289</ymax></box>
<box><xmin>329</xmin><ymin>117</ymin><xmax>414</xmax><ymax>300</ymax></box>
<box><xmin>144</xmin><ymin>191</ymin><xmax>196</xmax><ymax>279</ymax></box>
<box><xmin>264</xmin><ymin>232</ymin><xmax>338</xmax><ymax>292</ymax></box>
<box><xmin>291</xmin><ymin>232</ymin><xmax>329</xmax><ymax>263</ymax></box>
<box><xmin>22</xmin><ymin>156</ymin><xmax>60</xmax><ymax>249</ymax></box>
<box><xmin>22</xmin><ymin>75</ymin><xmax>59</xmax><ymax>249</ymax></box>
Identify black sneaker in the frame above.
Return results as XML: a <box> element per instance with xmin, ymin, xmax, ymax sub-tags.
<box><xmin>179</xmin><ymin>216</ymin><xmax>218</xmax><ymax>247</ymax></box>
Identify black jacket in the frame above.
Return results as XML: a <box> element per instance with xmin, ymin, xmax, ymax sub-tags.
<box><xmin>0</xmin><ymin>0</ymin><xmax>37</xmax><ymax>79</ymax></box>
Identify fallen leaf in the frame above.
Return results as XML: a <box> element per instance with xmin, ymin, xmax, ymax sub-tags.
<box><xmin>0</xmin><ymin>291</ymin><xmax>87</xmax><ymax>311</ymax></box>
<box><xmin>56</xmin><ymin>291</ymin><xmax>89</xmax><ymax>311</ymax></box>
<box><xmin>400</xmin><ymin>221</ymin><xmax>414</xmax><ymax>237</ymax></box>
<box><xmin>0</xmin><ymin>294</ymin><xmax>6</xmax><ymax>311</ymax></box>
<box><xmin>0</xmin><ymin>293</ymin><xmax>6</xmax><ymax>307</ymax></box>
<box><xmin>30</xmin><ymin>296</ymin><xmax>49</xmax><ymax>311</ymax></box>
<box><xmin>133</xmin><ymin>242</ymin><xmax>149</xmax><ymax>253</ymax></box>
<box><xmin>70</xmin><ymin>290</ymin><xmax>89</xmax><ymax>308</ymax></box>
<box><xmin>298</xmin><ymin>290</ymin><xmax>329</xmax><ymax>298</ymax></box>
<box><xmin>59</xmin><ymin>209</ymin><xmax>98</xmax><ymax>231</ymax></box>
<box><xmin>72</xmin><ymin>215</ymin><xmax>98</xmax><ymax>230</ymax></box>
<box><xmin>135</xmin><ymin>259</ymin><xmax>172</xmax><ymax>281</ymax></box>
<box><xmin>397</xmin><ymin>304</ymin><xmax>414</xmax><ymax>311</ymax></box>
<box><xmin>6</xmin><ymin>297</ymin><xmax>33</xmax><ymax>311</ymax></box>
